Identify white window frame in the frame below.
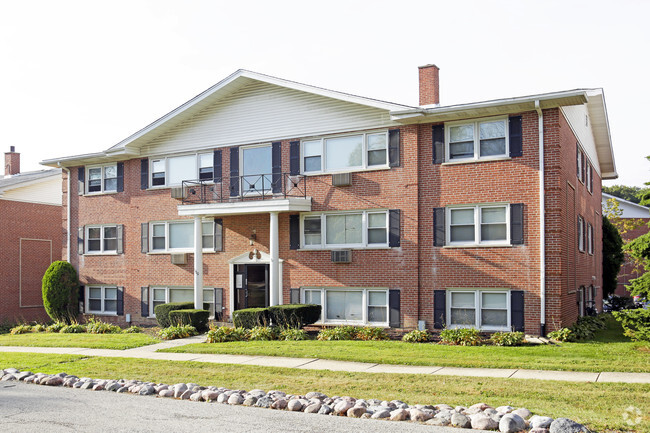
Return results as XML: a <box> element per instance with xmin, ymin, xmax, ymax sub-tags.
<box><xmin>578</xmin><ymin>215</ymin><xmax>585</xmax><ymax>252</ymax></box>
<box><xmin>447</xmin><ymin>289</ymin><xmax>510</xmax><ymax>331</ymax></box>
<box><xmin>85</xmin><ymin>224</ymin><xmax>119</xmax><ymax>255</ymax></box>
<box><xmin>239</xmin><ymin>143</ymin><xmax>273</xmax><ymax>196</ymax></box>
<box><xmin>587</xmin><ymin>222</ymin><xmax>593</xmax><ymax>255</ymax></box>
<box><xmin>149</xmin><ymin>152</ymin><xmax>213</xmax><ymax>188</ymax></box>
<box><xmin>445</xmin><ymin>116</ymin><xmax>509</xmax><ymax>162</ymax></box>
<box><xmin>149</xmin><ymin>286</ymin><xmax>215</xmax><ymax>318</ymax></box>
<box><xmin>86</xmin><ymin>285</ymin><xmax>118</xmax><ymax>315</ymax></box>
<box><xmin>149</xmin><ymin>220</ymin><xmax>215</xmax><ymax>253</ymax></box>
<box><xmin>446</xmin><ymin>204</ymin><xmax>510</xmax><ymax>246</ymax></box>
<box><xmin>300</xmin><ymin>210</ymin><xmax>389</xmax><ymax>249</ymax></box>
<box><xmin>300</xmin><ymin>130</ymin><xmax>389</xmax><ymax>175</ymax></box>
<box><xmin>301</xmin><ymin>287</ymin><xmax>389</xmax><ymax>326</ymax></box>
<box><xmin>86</xmin><ymin>163</ymin><xmax>117</xmax><ymax>194</ymax></box>
<box><xmin>585</xmin><ymin>160</ymin><xmax>592</xmax><ymax>193</ymax></box>
<box><xmin>577</xmin><ymin>148</ymin><xmax>584</xmax><ymax>184</ymax></box>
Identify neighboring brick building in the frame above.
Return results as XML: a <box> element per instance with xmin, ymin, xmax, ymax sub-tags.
<box><xmin>0</xmin><ymin>147</ymin><xmax>62</xmax><ymax>323</ymax></box>
<box><xmin>42</xmin><ymin>66</ymin><xmax>617</xmax><ymax>335</ymax></box>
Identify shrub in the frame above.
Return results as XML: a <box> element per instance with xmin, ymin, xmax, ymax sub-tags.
<box><xmin>154</xmin><ymin>302</ymin><xmax>194</xmax><ymax>328</ymax></box>
<box><xmin>206</xmin><ymin>326</ymin><xmax>249</xmax><ymax>343</ymax></box>
<box><xmin>571</xmin><ymin>315</ymin><xmax>607</xmax><ymax>340</ymax></box>
<box><xmin>232</xmin><ymin>308</ymin><xmax>270</xmax><ymax>329</ymax></box>
<box><xmin>402</xmin><ymin>329</ymin><xmax>430</xmax><ymax>343</ymax></box>
<box><xmin>123</xmin><ymin>326</ymin><xmax>143</xmax><ymax>334</ymax></box>
<box><xmin>279</xmin><ymin>328</ymin><xmax>308</xmax><ymax>341</ymax></box>
<box><xmin>613</xmin><ymin>309</ymin><xmax>650</xmax><ymax>341</ymax></box>
<box><xmin>0</xmin><ymin>323</ymin><xmax>13</xmax><ymax>334</ymax></box>
<box><xmin>60</xmin><ymin>323</ymin><xmax>86</xmax><ymax>333</ymax></box>
<box><xmin>317</xmin><ymin>326</ymin><xmax>359</xmax><ymax>341</ymax></box>
<box><xmin>490</xmin><ymin>331</ymin><xmax>525</xmax><ymax>346</ymax></box>
<box><xmin>46</xmin><ymin>321</ymin><xmax>66</xmax><ymax>333</ymax></box>
<box><xmin>268</xmin><ymin>304</ymin><xmax>322</xmax><ymax>329</ymax></box>
<box><xmin>85</xmin><ymin>317</ymin><xmax>122</xmax><ymax>334</ymax></box>
<box><xmin>158</xmin><ymin>325</ymin><xmax>198</xmax><ymax>340</ymax></box>
<box><xmin>168</xmin><ymin>309</ymin><xmax>210</xmax><ymax>332</ymax></box>
<box><xmin>248</xmin><ymin>326</ymin><xmax>277</xmax><ymax>341</ymax></box>
<box><xmin>355</xmin><ymin>327</ymin><xmax>389</xmax><ymax>341</ymax></box>
<box><xmin>10</xmin><ymin>324</ymin><xmax>33</xmax><ymax>335</ymax></box>
<box><xmin>548</xmin><ymin>327</ymin><xmax>574</xmax><ymax>342</ymax></box>
<box><xmin>439</xmin><ymin>328</ymin><xmax>483</xmax><ymax>346</ymax></box>
<box><xmin>32</xmin><ymin>324</ymin><xmax>47</xmax><ymax>333</ymax></box>
<box><xmin>41</xmin><ymin>261</ymin><xmax>79</xmax><ymax>323</ymax></box>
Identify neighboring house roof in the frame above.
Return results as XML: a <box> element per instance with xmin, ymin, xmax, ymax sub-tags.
<box><xmin>40</xmin><ymin>69</ymin><xmax>616</xmax><ymax>180</ymax></box>
<box><xmin>0</xmin><ymin>168</ymin><xmax>62</xmax><ymax>206</ymax></box>
<box><xmin>602</xmin><ymin>193</ymin><xmax>650</xmax><ymax>219</ymax></box>
<box><xmin>0</xmin><ymin>168</ymin><xmax>61</xmax><ymax>192</ymax></box>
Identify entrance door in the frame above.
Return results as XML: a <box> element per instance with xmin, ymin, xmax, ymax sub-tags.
<box><xmin>234</xmin><ymin>264</ymin><xmax>269</xmax><ymax>310</ymax></box>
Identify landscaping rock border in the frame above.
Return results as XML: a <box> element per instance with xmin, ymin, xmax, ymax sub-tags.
<box><xmin>1</xmin><ymin>368</ymin><xmax>591</xmax><ymax>433</ymax></box>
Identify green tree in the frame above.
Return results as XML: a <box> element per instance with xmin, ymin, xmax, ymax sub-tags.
<box><xmin>602</xmin><ymin>216</ymin><xmax>625</xmax><ymax>297</ymax></box>
<box><xmin>602</xmin><ymin>184</ymin><xmax>650</xmax><ymax>204</ymax></box>
<box><xmin>624</xmin><ymin>156</ymin><xmax>650</xmax><ymax>300</ymax></box>
<box><xmin>42</xmin><ymin>261</ymin><xmax>79</xmax><ymax>323</ymax></box>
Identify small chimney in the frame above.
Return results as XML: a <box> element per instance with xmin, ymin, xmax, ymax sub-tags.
<box><xmin>5</xmin><ymin>146</ymin><xmax>20</xmax><ymax>176</ymax></box>
<box><xmin>418</xmin><ymin>64</ymin><xmax>440</xmax><ymax>106</ymax></box>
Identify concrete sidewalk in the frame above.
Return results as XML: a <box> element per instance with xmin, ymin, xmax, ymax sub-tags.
<box><xmin>1</xmin><ymin>335</ymin><xmax>648</xmax><ymax>384</ymax></box>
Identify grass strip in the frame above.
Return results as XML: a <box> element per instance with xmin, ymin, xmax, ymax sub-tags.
<box><xmin>0</xmin><ymin>333</ymin><xmax>159</xmax><ymax>350</ymax></box>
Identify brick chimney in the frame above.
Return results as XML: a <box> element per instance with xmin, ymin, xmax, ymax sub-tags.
<box><xmin>418</xmin><ymin>64</ymin><xmax>440</xmax><ymax>106</ymax></box>
<box><xmin>5</xmin><ymin>146</ymin><xmax>20</xmax><ymax>176</ymax></box>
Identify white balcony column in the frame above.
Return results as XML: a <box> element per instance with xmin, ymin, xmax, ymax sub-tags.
<box><xmin>193</xmin><ymin>215</ymin><xmax>203</xmax><ymax>309</ymax></box>
<box><xmin>269</xmin><ymin>211</ymin><xmax>280</xmax><ymax>306</ymax></box>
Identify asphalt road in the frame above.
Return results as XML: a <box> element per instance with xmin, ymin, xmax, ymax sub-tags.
<box><xmin>0</xmin><ymin>381</ymin><xmax>490</xmax><ymax>433</ymax></box>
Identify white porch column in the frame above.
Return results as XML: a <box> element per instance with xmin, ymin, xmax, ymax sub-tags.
<box><xmin>269</xmin><ymin>211</ymin><xmax>280</xmax><ymax>306</ymax></box>
<box><xmin>193</xmin><ymin>215</ymin><xmax>203</xmax><ymax>309</ymax></box>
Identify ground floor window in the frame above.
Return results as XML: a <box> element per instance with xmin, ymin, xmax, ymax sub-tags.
<box><xmin>302</xmin><ymin>287</ymin><xmax>388</xmax><ymax>325</ymax></box>
<box><xmin>86</xmin><ymin>285</ymin><xmax>117</xmax><ymax>314</ymax></box>
<box><xmin>447</xmin><ymin>289</ymin><xmax>509</xmax><ymax>330</ymax></box>
<box><xmin>150</xmin><ymin>287</ymin><xmax>214</xmax><ymax>317</ymax></box>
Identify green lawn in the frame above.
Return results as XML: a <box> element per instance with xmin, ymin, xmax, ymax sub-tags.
<box><xmin>163</xmin><ymin>317</ymin><xmax>650</xmax><ymax>373</ymax></box>
<box><xmin>1</xmin><ymin>352</ymin><xmax>647</xmax><ymax>432</ymax></box>
<box><xmin>0</xmin><ymin>332</ymin><xmax>159</xmax><ymax>350</ymax></box>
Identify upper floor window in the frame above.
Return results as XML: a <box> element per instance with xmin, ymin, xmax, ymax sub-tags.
<box><xmin>150</xmin><ymin>152</ymin><xmax>213</xmax><ymax>187</ymax></box>
<box><xmin>447</xmin><ymin>205</ymin><xmax>509</xmax><ymax>246</ymax></box>
<box><xmin>587</xmin><ymin>222</ymin><xmax>594</xmax><ymax>255</ymax></box>
<box><xmin>578</xmin><ymin>215</ymin><xmax>585</xmax><ymax>252</ymax></box>
<box><xmin>301</xmin><ymin>210</ymin><xmax>389</xmax><ymax>249</ymax></box>
<box><xmin>150</xmin><ymin>220</ymin><xmax>215</xmax><ymax>252</ymax></box>
<box><xmin>447</xmin><ymin>118</ymin><xmax>507</xmax><ymax>161</ymax></box>
<box><xmin>301</xmin><ymin>131</ymin><xmax>388</xmax><ymax>174</ymax></box>
<box><xmin>86</xmin><ymin>225</ymin><xmax>118</xmax><ymax>254</ymax></box>
<box><xmin>87</xmin><ymin>164</ymin><xmax>117</xmax><ymax>194</ymax></box>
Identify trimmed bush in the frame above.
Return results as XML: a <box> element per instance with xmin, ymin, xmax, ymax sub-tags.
<box><xmin>168</xmin><ymin>309</ymin><xmax>210</xmax><ymax>332</ymax></box>
<box><xmin>268</xmin><ymin>304</ymin><xmax>321</xmax><ymax>329</ymax></box>
<box><xmin>60</xmin><ymin>323</ymin><xmax>86</xmax><ymax>333</ymax></box>
<box><xmin>232</xmin><ymin>308</ymin><xmax>270</xmax><ymax>329</ymax></box>
<box><xmin>85</xmin><ymin>317</ymin><xmax>122</xmax><ymax>334</ymax></box>
<box><xmin>279</xmin><ymin>328</ymin><xmax>308</xmax><ymax>341</ymax></box>
<box><xmin>402</xmin><ymin>329</ymin><xmax>430</xmax><ymax>343</ymax></box>
<box><xmin>490</xmin><ymin>331</ymin><xmax>525</xmax><ymax>346</ymax></box>
<box><xmin>154</xmin><ymin>302</ymin><xmax>194</xmax><ymax>328</ymax></box>
<box><xmin>10</xmin><ymin>324</ymin><xmax>33</xmax><ymax>335</ymax></box>
<box><xmin>356</xmin><ymin>327</ymin><xmax>389</xmax><ymax>341</ymax></box>
<box><xmin>248</xmin><ymin>326</ymin><xmax>278</xmax><ymax>341</ymax></box>
<box><xmin>206</xmin><ymin>326</ymin><xmax>248</xmax><ymax>343</ymax></box>
<box><xmin>317</xmin><ymin>326</ymin><xmax>359</xmax><ymax>341</ymax></box>
<box><xmin>439</xmin><ymin>328</ymin><xmax>483</xmax><ymax>346</ymax></box>
<box><xmin>613</xmin><ymin>309</ymin><xmax>650</xmax><ymax>341</ymax></box>
<box><xmin>41</xmin><ymin>261</ymin><xmax>79</xmax><ymax>323</ymax></box>
<box><xmin>158</xmin><ymin>324</ymin><xmax>198</xmax><ymax>340</ymax></box>
<box><xmin>123</xmin><ymin>326</ymin><xmax>143</xmax><ymax>334</ymax></box>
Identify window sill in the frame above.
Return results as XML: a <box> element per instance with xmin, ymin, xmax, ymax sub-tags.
<box><xmin>147</xmin><ymin>250</ymin><xmax>219</xmax><ymax>255</ymax></box>
<box><xmin>441</xmin><ymin>156</ymin><xmax>511</xmax><ymax>166</ymax></box>
<box><xmin>299</xmin><ymin>246</ymin><xmax>391</xmax><ymax>251</ymax></box>
<box><xmin>316</xmin><ymin>320</ymin><xmax>389</xmax><ymax>327</ymax></box>
<box><xmin>84</xmin><ymin>252</ymin><xmax>119</xmax><ymax>256</ymax></box>
<box><xmin>302</xmin><ymin>165</ymin><xmax>391</xmax><ymax>177</ymax></box>
<box><xmin>447</xmin><ymin>324</ymin><xmax>510</xmax><ymax>332</ymax></box>
<box><xmin>83</xmin><ymin>191</ymin><xmax>119</xmax><ymax>196</ymax></box>
<box><xmin>443</xmin><ymin>244</ymin><xmax>513</xmax><ymax>249</ymax></box>
<box><xmin>84</xmin><ymin>312</ymin><xmax>118</xmax><ymax>316</ymax></box>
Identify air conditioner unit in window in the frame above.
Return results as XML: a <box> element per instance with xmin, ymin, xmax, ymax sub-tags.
<box><xmin>171</xmin><ymin>253</ymin><xmax>187</xmax><ymax>265</ymax></box>
<box><xmin>331</xmin><ymin>250</ymin><xmax>351</xmax><ymax>263</ymax></box>
<box><xmin>170</xmin><ymin>186</ymin><xmax>185</xmax><ymax>199</ymax></box>
<box><xmin>332</xmin><ymin>172</ymin><xmax>351</xmax><ymax>186</ymax></box>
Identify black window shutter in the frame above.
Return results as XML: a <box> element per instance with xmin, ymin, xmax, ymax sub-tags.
<box><xmin>213</xmin><ymin>150</ymin><xmax>222</xmax><ymax>183</ymax></box>
<box><xmin>508</xmin><ymin>116</ymin><xmax>523</xmax><ymax>157</ymax></box>
<box><xmin>510</xmin><ymin>204</ymin><xmax>524</xmax><ymax>245</ymax></box>
<box><xmin>389</xmin><ymin>289</ymin><xmax>400</xmax><ymax>328</ymax></box>
<box><xmin>289</xmin><ymin>141</ymin><xmax>300</xmax><ymax>175</ymax></box>
<box><xmin>116</xmin><ymin>162</ymin><xmax>124</xmax><ymax>192</ymax></box>
<box><xmin>289</xmin><ymin>214</ymin><xmax>300</xmax><ymax>250</ymax></box>
<box><xmin>432</xmin><ymin>124</ymin><xmax>445</xmax><ymax>164</ymax></box>
<box><xmin>140</xmin><ymin>158</ymin><xmax>149</xmax><ymax>190</ymax></box>
<box><xmin>230</xmin><ymin>147</ymin><xmax>239</xmax><ymax>197</ymax></box>
<box><xmin>576</xmin><ymin>144</ymin><xmax>580</xmax><ymax>177</ymax></box>
<box><xmin>116</xmin><ymin>286</ymin><xmax>124</xmax><ymax>316</ymax></box>
<box><xmin>389</xmin><ymin>209</ymin><xmax>401</xmax><ymax>247</ymax></box>
<box><xmin>78</xmin><ymin>285</ymin><xmax>85</xmax><ymax>313</ymax></box>
<box><xmin>116</xmin><ymin>224</ymin><xmax>124</xmax><ymax>254</ymax></box>
<box><xmin>272</xmin><ymin>141</ymin><xmax>282</xmax><ymax>193</ymax></box>
<box><xmin>510</xmin><ymin>290</ymin><xmax>525</xmax><ymax>332</ymax></box>
<box><xmin>388</xmin><ymin>129</ymin><xmax>400</xmax><ymax>167</ymax></box>
<box><xmin>214</xmin><ymin>288</ymin><xmax>223</xmax><ymax>321</ymax></box>
<box><xmin>141</xmin><ymin>223</ymin><xmax>149</xmax><ymax>253</ymax></box>
<box><xmin>214</xmin><ymin>218</ymin><xmax>223</xmax><ymax>252</ymax></box>
<box><xmin>433</xmin><ymin>290</ymin><xmax>446</xmax><ymax>329</ymax></box>
<box><xmin>433</xmin><ymin>207</ymin><xmax>445</xmax><ymax>246</ymax></box>
<box><xmin>78</xmin><ymin>226</ymin><xmax>84</xmax><ymax>255</ymax></box>
<box><xmin>290</xmin><ymin>288</ymin><xmax>300</xmax><ymax>304</ymax></box>
<box><xmin>141</xmin><ymin>287</ymin><xmax>149</xmax><ymax>317</ymax></box>
<box><xmin>78</xmin><ymin>166</ymin><xmax>85</xmax><ymax>195</ymax></box>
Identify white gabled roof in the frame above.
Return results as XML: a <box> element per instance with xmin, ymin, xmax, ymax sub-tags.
<box><xmin>0</xmin><ymin>168</ymin><xmax>61</xmax><ymax>193</ymax></box>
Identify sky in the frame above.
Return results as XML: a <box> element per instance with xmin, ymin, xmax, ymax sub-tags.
<box><xmin>1</xmin><ymin>0</ymin><xmax>648</xmax><ymax>187</ymax></box>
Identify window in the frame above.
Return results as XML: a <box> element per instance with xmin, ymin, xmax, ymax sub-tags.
<box><xmin>241</xmin><ymin>145</ymin><xmax>272</xmax><ymax>193</ymax></box>
<box><xmin>87</xmin><ymin>286</ymin><xmax>117</xmax><ymax>314</ymax></box>
<box><xmin>301</xmin><ymin>210</ymin><xmax>388</xmax><ymax>248</ymax></box>
<box><xmin>86</xmin><ymin>225</ymin><xmax>118</xmax><ymax>254</ymax></box>
<box><xmin>150</xmin><ymin>153</ymin><xmax>213</xmax><ymax>187</ymax></box>
<box><xmin>302</xmin><ymin>287</ymin><xmax>388</xmax><ymax>325</ymax></box>
<box><xmin>578</xmin><ymin>215</ymin><xmax>585</xmax><ymax>252</ymax></box>
<box><xmin>587</xmin><ymin>222</ymin><xmax>593</xmax><ymax>255</ymax></box>
<box><xmin>447</xmin><ymin>205</ymin><xmax>509</xmax><ymax>246</ymax></box>
<box><xmin>150</xmin><ymin>220</ymin><xmax>215</xmax><ymax>252</ymax></box>
<box><xmin>301</xmin><ymin>131</ymin><xmax>388</xmax><ymax>173</ymax></box>
<box><xmin>448</xmin><ymin>290</ymin><xmax>509</xmax><ymax>330</ymax></box>
<box><xmin>87</xmin><ymin>164</ymin><xmax>117</xmax><ymax>193</ymax></box>
<box><xmin>446</xmin><ymin>118</ymin><xmax>507</xmax><ymax>161</ymax></box>
<box><xmin>586</xmin><ymin>160</ymin><xmax>592</xmax><ymax>193</ymax></box>
<box><xmin>150</xmin><ymin>287</ymin><xmax>214</xmax><ymax>317</ymax></box>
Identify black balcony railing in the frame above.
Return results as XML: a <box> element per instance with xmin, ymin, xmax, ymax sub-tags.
<box><xmin>180</xmin><ymin>173</ymin><xmax>307</xmax><ymax>204</ymax></box>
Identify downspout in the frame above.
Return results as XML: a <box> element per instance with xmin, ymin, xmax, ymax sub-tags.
<box><xmin>535</xmin><ymin>101</ymin><xmax>546</xmax><ymax>337</ymax></box>
<box><xmin>59</xmin><ymin>164</ymin><xmax>71</xmax><ymax>262</ymax></box>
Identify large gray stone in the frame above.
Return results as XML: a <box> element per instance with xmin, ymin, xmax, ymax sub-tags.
<box><xmin>180</xmin><ymin>390</ymin><xmax>192</xmax><ymax>400</ymax></box>
<box><xmin>549</xmin><ymin>418</ymin><xmax>589</xmax><ymax>433</ymax></box>
<box><xmin>227</xmin><ymin>394</ymin><xmax>244</xmax><ymax>405</ymax></box>
<box><xmin>139</xmin><ymin>385</ymin><xmax>156</xmax><ymax>396</ymax></box>
<box><xmin>173</xmin><ymin>383</ymin><xmax>188</xmax><ymax>398</ymax></box>
<box><xmin>306</xmin><ymin>391</ymin><xmax>327</xmax><ymax>400</ymax></box>
<box><xmin>334</xmin><ymin>400</ymin><xmax>354</xmax><ymax>415</ymax></box>
<box><xmin>471</xmin><ymin>413</ymin><xmax>499</xmax><ymax>430</ymax></box>
<box><xmin>389</xmin><ymin>408</ymin><xmax>409</xmax><ymax>421</ymax></box>
<box><xmin>287</xmin><ymin>399</ymin><xmax>304</xmax><ymax>412</ymax></box>
<box><xmin>159</xmin><ymin>389</ymin><xmax>174</xmax><ymax>398</ymax></box>
<box><xmin>271</xmin><ymin>399</ymin><xmax>288</xmax><ymax>410</ymax></box>
<box><xmin>255</xmin><ymin>396</ymin><xmax>274</xmax><ymax>408</ymax></box>
<box><xmin>512</xmin><ymin>408</ymin><xmax>532</xmax><ymax>419</ymax></box>
<box><xmin>80</xmin><ymin>381</ymin><xmax>95</xmax><ymax>390</ymax></box>
<box><xmin>409</xmin><ymin>409</ymin><xmax>433</xmax><ymax>422</ymax></box>
<box><xmin>189</xmin><ymin>392</ymin><xmax>202</xmax><ymax>402</ymax></box>
<box><xmin>530</xmin><ymin>416</ymin><xmax>554</xmax><ymax>429</ymax></box>
<box><xmin>371</xmin><ymin>410</ymin><xmax>391</xmax><ymax>419</ymax></box>
<box><xmin>45</xmin><ymin>376</ymin><xmax>64</xmax><ymax>386</ymax></box>
<box><xmin>426</xmin><ymin>417</ymin><xmax>450</xmax><ymax>426</ymax></box>
<box><xmin>242</xmin><ymin>396</ymin><xmax>257</xmax><ymax>406</ymax></box>
<box><xmin>451</xmin><ymin>412</ymin><xmax>471</xmax><ymax>428</ymax></box>
<box><xmin>499</xmin><ymin>413</ymin><xmax>526</xmax><ymax>433</ymax></box>
<box><xmin>318</xmin><ymin>404</ymin><xmax>333</xmax><ymax>415</ymax></box>
<box><xmin>304</xmin><ymin>403</ymin><xmax>322</xmax><ymax>414</ymax></box>
<box><xmin>347</xmin><ymin>407</ymin><xmax>366</xmax><ymax>418</ymax></box>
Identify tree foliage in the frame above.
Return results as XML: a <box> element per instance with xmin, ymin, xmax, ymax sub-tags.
<box><xmin>602</xmin><ymin>216</ymin><xmax>625</xmax><ymax>297</ymax></box>
<box><xmin>602</xmin><ymin>184</ymin><xmax>650</xmax><ymax>204</ymax></box>
<box><xmin>623</xmin><ymin>156</ymin><xmax>650</xmax><ymax>300</ymax></box>
<box><xmin>41</xmin><ymin>261</ymin><xmax>79</xmax><ymax>323</ymax></box>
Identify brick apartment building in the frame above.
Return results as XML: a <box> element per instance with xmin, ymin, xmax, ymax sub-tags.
<box><xmin>1</xmin><ymin>147</ymin><xmax>62</xmax><ymax>323</ymax></box>
<box><xmin>42</xmin><ymin>66</ymin><xmax>617</xmax><ymax>335</ymax></box>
